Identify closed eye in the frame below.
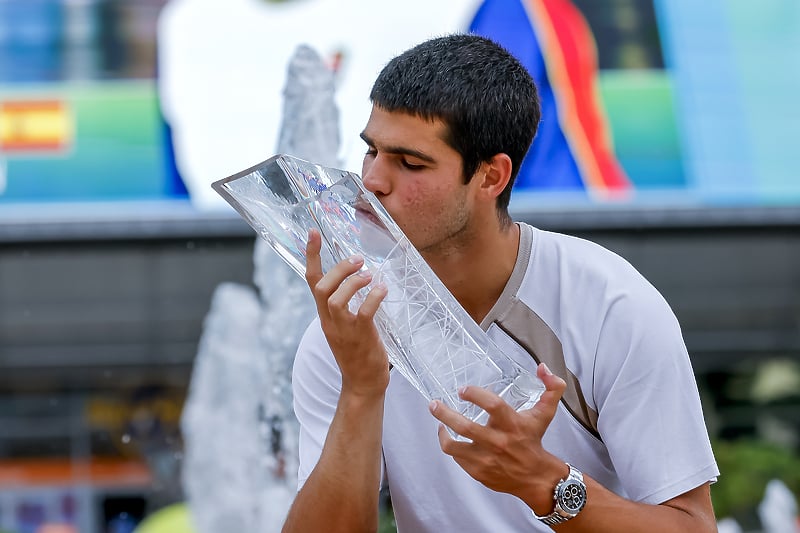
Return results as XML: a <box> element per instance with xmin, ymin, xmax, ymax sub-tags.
<box><xmin>402</xmin><ymin>160</ymin><xmax>426</xmax><ymax>171</ymax></box>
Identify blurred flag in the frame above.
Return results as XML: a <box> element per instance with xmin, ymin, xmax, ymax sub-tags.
<box><xmin>0</xmin><ymin>100</ymin><xmax>72</xmax><ymax>153</ymax></box>
<box><xmin>470</xmin><ymin>0</ymin><xmax>631</xmax><ymax>198</ymax></box>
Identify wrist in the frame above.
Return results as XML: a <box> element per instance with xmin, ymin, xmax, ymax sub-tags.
<box><xmin>339</xmin><ymin>363</ymin><xmax>390</xmax><ymax>400</ymax></box>
<box><xmin>524</xmin><ymin>458</ymin><xmax>570</xmax><ymax>515</ymax></box>
<box><xmin>339</xmin><ymin>382</ymin><xmax>387</xmax><ymax>407</ymax></box>
<box><xmin>336</xmin><ymin>386</ymin><xmax>387</xmax><ymax>437</ymax></box>
<box><xmin>531</xmin><ymin>463</ymin><xmax>588</xmax><ymax>526</ymax></box>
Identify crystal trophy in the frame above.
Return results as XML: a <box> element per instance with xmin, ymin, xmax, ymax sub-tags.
<box><xmin>212</xmin><ymin>154</ymin><xmax>545</xmax><ymax>428</ymax></box>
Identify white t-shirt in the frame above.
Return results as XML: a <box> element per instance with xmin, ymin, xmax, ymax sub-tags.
<box><xmin>292</xmin><ymin>223</ymin><xmax>719</xmax><ymax>532</ymax></box>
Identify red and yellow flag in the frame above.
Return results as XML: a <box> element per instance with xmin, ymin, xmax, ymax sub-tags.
<box><xmin>0</xmin><ymin>99</ymin><xmax>72</xmax><ymax>153</ymax></box>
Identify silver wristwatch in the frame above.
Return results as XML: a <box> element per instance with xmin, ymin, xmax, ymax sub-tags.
<box><xmin>532</xmin><ymin>463</ymin><xmax>587</xmax><ymax>526</ymax></box>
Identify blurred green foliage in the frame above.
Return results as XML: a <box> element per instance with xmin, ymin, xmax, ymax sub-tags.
<box><xmin>378</xmin><ymin>508</ymin><xmax>397</xmax><ymax>533</ymax></box>
<box><xmin>712</xmin><ymin>439</ymin><xmax>800</xmax><ymax>521</ymax></box>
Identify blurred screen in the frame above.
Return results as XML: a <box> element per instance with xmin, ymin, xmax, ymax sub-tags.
<box><xmin>0</xmin><ymin>0</ymin><xmax>181</xmax><ymax>204</ymax></box>
<box><xmin>0</xmin><ymin>0</ymin><xmax>797</xmax><ymax>209</ymax></box>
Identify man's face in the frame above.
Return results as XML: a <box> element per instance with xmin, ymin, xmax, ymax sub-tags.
<box><xmin>360</xmin><ymin>106</ymin><xmax>478</xmax><ymax>255</ymax></box>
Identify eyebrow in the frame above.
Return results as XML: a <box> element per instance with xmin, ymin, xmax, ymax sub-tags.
<box><xmin>360</xmin><ymin>131</ymin><xmax>437</xmax><ymax>164</ymax></box>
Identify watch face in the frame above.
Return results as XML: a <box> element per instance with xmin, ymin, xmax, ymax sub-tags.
<box><xmin>557</xmin><ymin>479</ymin><xmax>587</xmax><ymax>515</ymax></box>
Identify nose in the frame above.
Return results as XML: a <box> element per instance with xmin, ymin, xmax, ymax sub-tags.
<box><xmin>361</xmin><ymin>155</ymin><xmax>391</xmax><ymax>196</ymax></box>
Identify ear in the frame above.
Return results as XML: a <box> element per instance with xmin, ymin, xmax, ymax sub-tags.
<box><xmin>477</xmin><ymin>153</ymin><xmax>513</xmax><ymax>200</ymax></box>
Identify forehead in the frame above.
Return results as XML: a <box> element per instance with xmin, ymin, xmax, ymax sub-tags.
<box><xmin>362</xmin><ymin>106</ymin><xmax>453</xmax><ymax>154</ymax></box>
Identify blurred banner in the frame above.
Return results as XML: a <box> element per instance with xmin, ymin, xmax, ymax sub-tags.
<box><xmin>0</xmin><ymin>0</ymin><xmax>798</xmax><ymax>208</ymax></box>
<box><xmin>0</xmin><ymin>0</ymin><xmax>184</xmax><ymax>203</ymax></box>
<box><xmin>653</xmin><ymin>0</ymin><xmax>800</xmax><ymax>205</ymax></box>
<box><xmin>470</xmin><ymin>0</ymin><xmax>632</xmax><ymax>200</ymax></box>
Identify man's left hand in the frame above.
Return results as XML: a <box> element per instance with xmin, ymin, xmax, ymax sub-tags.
<box><xmin>428</xmin><ymin>363</ymin><xmax>569</xmax><ymax>509</ymax></box>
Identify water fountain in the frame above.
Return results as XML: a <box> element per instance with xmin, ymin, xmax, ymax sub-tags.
<box><xmin>180</xmin><ymin>44</ymin><xmax>339</xmax><ymax>533</ymax></box>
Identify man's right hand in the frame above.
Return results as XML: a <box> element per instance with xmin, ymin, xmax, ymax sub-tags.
<box><xmin>304</xmin><ymin>228</ymin><xmax>390</xmax><ymax>398</ymax></box>
<box><xmin>283</xmin><ymin>231</ymin><xmax>390</xmax><ymax>533</ymax></box>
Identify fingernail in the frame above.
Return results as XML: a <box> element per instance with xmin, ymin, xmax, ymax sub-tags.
<box><xmin>458</xmin><ymin>386</ymin><xmax>468</xmax><ymax>396</ymax></box>
<box><xmin>428</xmin><ymin>400</ymin><xmax>438</xmax><ymax>414</ymax></box>
<box><xmin>358</xmin><ymin>269</ymin><xmax>372</xmax><ymax>278</ymax></box>
<box><xmin>373</xmin><ymin>283</ymin><xmax>388</xmax><ymax>295</ymax></box>
<box><xmin>542</xmin><ymin>363</ymin><xmax>553</xmax><ymax>376</ymax></box>
<box><xmin>348</xmin><ymin>255</ymin><xmax>363</xmax><ymax>264</ymax></box>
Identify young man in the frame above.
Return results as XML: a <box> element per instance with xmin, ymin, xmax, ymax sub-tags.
<box><xmin>283</xmin><ymin>34</ymin><xmax>719</xmax><ymax>532</ymax></box>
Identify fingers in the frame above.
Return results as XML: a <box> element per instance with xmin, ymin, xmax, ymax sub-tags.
<box><xmin>429</xmin><ymin>399</ymin><xmax>474</xmax><ymax>439</ymax></box>
<box><xmin>433</xmin><ymin>386</ymin><xmax>514</xmax><ymax>442</ymax></box>
<box><xmin>429</xmin><ymin>364</ymin><xmax>566</xmax><ymax>446</ymax></box>
<box><xmin>459</xmin><ymin>386</ymin><xmax>514</xmax><ymax>424</ymax></box>
<box><xmin>304</xmin><ymin>229</ymin><xmax>324</xmax><ymax>288</ymax></box>
<box><xmin>436</xmin><ymin>420</ymin><xmax>471</xmax><ymax>453</ymax></box>
<box><xmin>358</xmin><ymin>282</ymin><xmax>388</xmax><ymax>318</ymax></box>
<box><xmin>326</xmin><ymin>265</ymin><xmax>370</xmax><ymax>310</ymax></box>
<box><xmin>531</xmin><ymin>363</ymin><xmax>566</xmax><ymax>425</ymax></box>
<box><xmin>326</xmin><ymin>270</ymin><xmax>388</xmax><ymax>321</ymax></box>
<box><xmin>431</xmin><ymin>405</ymin><xmax>474</xmax><ymax>455</ymax></box>
<box><xmin>304</xmin><ymin>230</ymin><xmax>387</xmax><ymax>320</ymax></box>
<box><xmin>429</xmin><ymin>397</ymin><xmax>492</xmax><ymax>445</ymax></box>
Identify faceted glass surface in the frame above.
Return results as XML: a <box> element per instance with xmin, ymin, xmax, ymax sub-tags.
<box><xmin>213</xmin><ymin>154</ymin><xmax>544</xmax><ymax>427</ymax></box>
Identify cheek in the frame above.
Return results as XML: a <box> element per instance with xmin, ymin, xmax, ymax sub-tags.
<box><xmin>401</xmin><ymin>183</ymin><xmax>423</xmax><ymax>208</ymax></box>
<box><xmin>398</xmin><ymin>183</ymin><xmax>440</xmax><ymax>218</ymax></box>
<box><xmin>385</xmin><ymin>179</ymin><xmax>448</xmax><ymax>223</ymax></box>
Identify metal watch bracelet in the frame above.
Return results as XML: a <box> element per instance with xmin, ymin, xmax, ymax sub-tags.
<box><xmin>532</xmin><ymin>463</ymin><xmax>587</xmax><ymax>526</ymax></box>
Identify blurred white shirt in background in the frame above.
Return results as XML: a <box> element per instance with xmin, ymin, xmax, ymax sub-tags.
<box><xmin>158</xmin><ymin>0</ymin><xmax>480</xmax><ymax>210</ymax></box>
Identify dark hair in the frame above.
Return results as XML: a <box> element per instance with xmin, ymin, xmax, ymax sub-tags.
<box><xmin>369</xmin><ymin>33</ymin><xmax>540</xmax><ymax>217</ymax></box>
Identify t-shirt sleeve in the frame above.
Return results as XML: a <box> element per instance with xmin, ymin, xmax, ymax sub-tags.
<box><xmin>292</xmin><ymin>317</ymin><xmax>343</xmax><ymax>489</ymax></box>
<box><xmin>592</xmin><ymin>278</ymin><xmax>719</xmax><ymax>504</ymax></box>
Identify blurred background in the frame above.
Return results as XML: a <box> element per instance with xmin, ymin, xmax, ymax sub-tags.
<box><xmin>0</xmin><ymin>0</ymin><xmax>798</xmax><ymax>532</ymax></box>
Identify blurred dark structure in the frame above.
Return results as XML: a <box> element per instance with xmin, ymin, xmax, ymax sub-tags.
<box><xmin>0</xmin><ymin>203</ymin><xmax>799</xmax><ymax>532</ymax></box>
<box><xmin>0</xmin><ymin>205</ymin><xmax>254</xmax><ymax>532</ymax></box>
<box><xmin>572</xmin><ymin>0</ymin><xmax>664</xmax><ymax>69</ymax></box>
<box><xmin>2</xmin><ymin>204</ymin><xmax>798</xmax><ymax>444</ymax></box>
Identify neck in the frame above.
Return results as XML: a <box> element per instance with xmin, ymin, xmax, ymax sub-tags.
<box><xmin>423</xmin><ymin>221</ymin><xmax>520</xmax><ymax>324</ymax></box>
